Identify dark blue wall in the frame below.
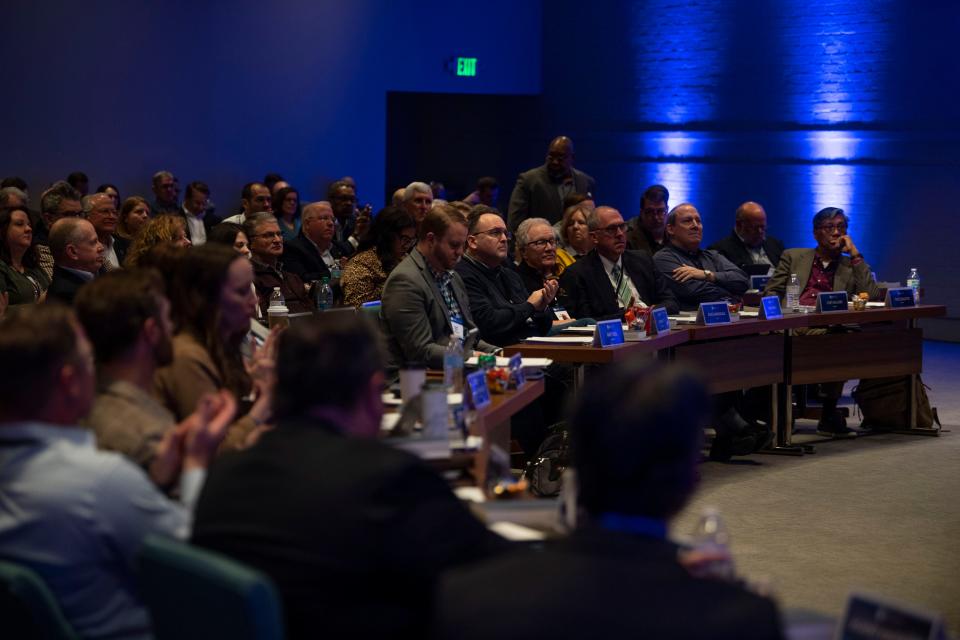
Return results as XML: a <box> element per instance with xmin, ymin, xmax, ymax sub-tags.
<box><xmin>2</xmin><ymin>0</ymin><xmax>541</xmax><ymax>206</ymax></box>
<box><xmin>541</xmin><ymin>0</ymin><xmax>960</xmax><ymax>328</ymax></box>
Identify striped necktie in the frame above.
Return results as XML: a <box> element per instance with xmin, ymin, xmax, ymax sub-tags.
<box><xmin>611</xmin><ymin>263</ymin><xmax>631</xmax><ymax>308</ymax></box>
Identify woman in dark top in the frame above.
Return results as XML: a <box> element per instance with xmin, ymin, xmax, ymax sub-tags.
<box><xmin>0</xmin><ymin>206</ymin><xmax>50</xmax><ymax>305</ymax></box>
<box><xmin>272</xmin><ymin>186</ymin><xmax>301</xmax><ymax>242</ymax></box>
<box><xmin>341</xmin><ymin>207</ymin><xmax>417</xmax><ymax>307</ymax></box>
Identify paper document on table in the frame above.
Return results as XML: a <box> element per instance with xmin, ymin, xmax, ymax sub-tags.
<box><xmin>524</xmin><ymin>335</ymin><xmax>595</xmax><ymax>345</ymax></box>
<box><xmin>668</xmin><ymin>315</ymin><xmax>699</xmax><ymax>324</ymax></box>
<box><xmin>488</xmin><ymin>521</ymin><xmax>547</xmax><ymax>541</ymax></box>
<box><xmin>738</xmin><ymin>310</ymin><xmax>759</xmax><ymax>318</ymax></box>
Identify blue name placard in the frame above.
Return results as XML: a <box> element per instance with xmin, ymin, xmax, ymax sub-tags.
<box><xmin>466</xmin><ymin>370</ymin><xmax>491</xmax><ymax>410</ymax></box>
<box><xmin>696</xmin><ymin>302</ymin><xmax>732</xmax><ymax>325</ymax></box>
<box><xmin>759</xmin><ymin>295</ymin><xmax>783</xmax><ymax>320</ymax></box>
<box><xmin>649</xmin><ymin>307</ymin><xmax>671</xmax><ymax>335</ymax></box>
<box><xmin>593</xmin><ymin>319</ymin><xmax>625</xmax><ymax>347</ymax></box>
<box><xmin>885</xmin><ymin>287</ymin><xmax>916</xmax><ymax>308</ymax></box>
<box><xmin>815</xmin><ymin>291</ymin><xmax>848</xmax><ymax>313</ymax></box>
<box><xmin>750</xmin><ymin>275</ymin><xmax>771</xmax><ymax>292</ymax></box>
<box><xmin>508</xmin><ymin>352</ymin><xmax>526</xmax><ymax>387</ymax></box>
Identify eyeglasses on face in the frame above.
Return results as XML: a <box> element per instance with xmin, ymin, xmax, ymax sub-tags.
<box><xmin>474</xmin><ymin>228</ymin><xmax>512</xmax><ymax>240</ymax></box>
<box><xmin>595</xmin><ymin>222</ymin><xmax>627</xmax><ymax>235</ymax></box>
<box><xmin>253</xmin><ymin>231</ymin><xmax>283</xmax><ymax>239</ymax></box>
<box><xmin>816</xmin><ymin>223</ymin><xmax>847</xmax><ymax>234</ymax></box>
<box><xmin>526</xmin><ymin>237</ymin><xmax>557</xmax><ymax>249</ymax></box>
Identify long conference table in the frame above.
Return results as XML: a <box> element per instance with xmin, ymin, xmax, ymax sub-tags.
<box><xmin>503</xmin><ymin>305</ymin><xmax>946</xmax><ymax>455</ymax></box>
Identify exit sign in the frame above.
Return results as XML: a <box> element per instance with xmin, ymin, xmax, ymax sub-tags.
<box><xmin>456</xmin><ymin>57</ymin><xmax>477</xmax><ymax>77</ymax></box>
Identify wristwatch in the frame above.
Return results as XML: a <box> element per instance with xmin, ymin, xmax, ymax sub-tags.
<box><xmin>703</xmin><ymin>269</ymin><xmax>713</xmax><ymax>280</ymax></box>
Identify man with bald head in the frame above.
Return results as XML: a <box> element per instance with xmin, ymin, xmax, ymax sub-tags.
<box><xmin>221</xmin><ymin>182</ymin><xmax>273</xmax><ymax>225</ymax></box>
<box><xmin>507</xmin><ymin>136</ymin><xmax>596</xmax><ymax>234</ymax></box>
<box><xmin>282</xmin><ymin>201</ymin><xmax>348</xmax><ymax>284</ymax></box>
<box><xmin>654</xmin><ymin>204</ymin><xmax>749</xmax><ymax>312</ymax></box>
<box><xmin>83</xmin><ymin>193</ymin><xmax>125</xmax><ymax>269</ymax></box>
<box><xmin>708</xmin><ymin>201</ymin><xmax>784</xmax><ymax>275</ymax></box>
<box><xmin>559</xmin><ymin>206</ymin><xmax>677</xmax><ymax>320</ymax></box>
<box><xmin>46</xmin><ymin>217</ymin><xmax>104</xmax><ymax>304</ymax></box>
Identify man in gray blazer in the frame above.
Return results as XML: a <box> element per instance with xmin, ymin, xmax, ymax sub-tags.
<box><xmin>764</xmin><ymin>207</ymin><xmax>880</xmax><ymax>437</ymax></box>
<box><xmin>381</xmin><ymin>203</ymin><xmax>498</xmax><ymax>371</ymax></box>
<box><xmin>764</xmin><ymin>206</ymin><xmax>880</xmax><ymax>303</ymax></box>
<box><xmin>507</xmin><ymin>136</ymin><xmax>596</xmax><ymax>232</ymax></box>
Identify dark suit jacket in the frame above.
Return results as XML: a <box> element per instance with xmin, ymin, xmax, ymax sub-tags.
<box><xmin>381</xmin><ymin>250</ymin><xmax>496</xmax><ymax>370</ymax></box>
<box><xmin>708</xmin><ymin>231</ymin><xmax>784</xmax><ymax>273</ymax></box>
<box><xmin>437</xmin><ymin>526</ymin><xmax>783</xmax><ymax>640</ymax></box>
<box><xmin>763</xmin><ymin>248</ymin><xmax>881</xmax><ymax>300</ymax></box>
<box><xmin>281</xmin><ymin>233</ymin><xmax>346</xmax><ymax>284</ymax></box>
<box><xmin>192</xmin><ymin>420</ymin><xmax>504</xmax><ymax>639</ymax></box>
<box><xmin>46</xmin><ymin>265</ymin><xmax>91</xmax><ymax>305</ymax></box>
<box><xmin>507</xmin><ymin>165</ymin><xmax>596</xmax><ymax>231</ymax></box>
<box><xmin>454</xmin><ymin>255</ymin><xmax>552</xmax><ymax>347</ymax></box>
<box><xmin>171</xmin><ymin>208</ymin><xmax>222</xmax><ymax>244</ymax></box>
<box><xmin>559</xmin><ymin>250</ymin><xmax>679</xmax><ymax>320</ymax></box>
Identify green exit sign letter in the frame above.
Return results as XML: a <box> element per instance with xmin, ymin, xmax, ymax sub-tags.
<box><xmin>456</xmin><ymin>57</ymin><xmax>477</xmax><ymax>77</ymax></box>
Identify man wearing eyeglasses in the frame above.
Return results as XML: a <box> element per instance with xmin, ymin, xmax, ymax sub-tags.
<box><xmin>559</xmin><ymin>206</ymin><xmax>678</xmax><ymax>320</ymax></box>
<box><xmin>764</xmin><ymin>207</ymin><xmax>880</xmax><ymax>305</ymax></box>
<box><xmin>244</xmin><ymin>213</ymin><xmax>312</xmax><ymax>315</ymax></box>
<box><xmin>764</xmin><ymin>207</ymin><xmax>881</xmax><ymax>437</ymax></box>
<box><xmin>708</xmin><ymin>201</ymin><xmax>784</xmax><ymax>275</ymax></box>
<box><xmin>626</xmin><ymin>184</ymin><xmax>670</xmax><ymax>256</ymax></box>
<box><xmin>456</xmin><ymin>208</ymin><xmax>555</xmax><ymax>347</ymax></box>
<box><xmin>283</xmin><ymin>201</ymin><xmax>348</xmax><ymax>285</ymax></box>
<box><xmin>654</xmin><ymin>203</ymin><xmax>749</xmax><ymax>312</ymax></box>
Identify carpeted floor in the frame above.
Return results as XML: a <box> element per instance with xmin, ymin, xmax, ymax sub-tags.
<box><xmin>672</xmin><ymin>340</ymin><xmax>960</xmax><ymax>635</ymax></box>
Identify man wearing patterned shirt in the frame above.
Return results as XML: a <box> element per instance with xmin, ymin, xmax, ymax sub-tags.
<box><xmin>381</xmin><ymin>203</ymin><xmax>498</xmax><ymax>371</ymax></box>
<box><xmin>765</xmin><ymin>207</ymin><xmax>880</xmax><ymax>437</ymax></box>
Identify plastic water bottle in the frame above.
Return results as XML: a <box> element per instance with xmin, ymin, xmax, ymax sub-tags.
<box><xmin>785</xmin><ymin>273</ymin><xmax>800</xmax><ymax>312</ymax></box>
<box><xmin>907</xmin><ymin>268</ymin><xmax>920</xmax><ymax>304</ymax></box>
<box><xmin>330</xmin><ymin>259</ymin><xmax>342</xmax><ymax>281</ymax></box>
<box><xmin>269</xmin><ymin>287</ymin><xmax>284</xmax><ymax>308</ymax></box>
<box><xmin>316</xmin><ymin>277</ymin><xmax>333</xmax><ymax>312</ymax></box>
<box><xmin>443</xmin><ymin>337</ymin><xmax>464</xmax><ymax>393</ymax></box>
<box><xmin>690</xmin><ymin>507</ymin><xmax>735</xmax><ymax>580</ymax></box>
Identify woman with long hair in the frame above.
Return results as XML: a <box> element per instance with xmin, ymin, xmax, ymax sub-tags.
<box><xmin>153</xmin><ymin>243</ymin><xmax>275</xmax><ymax>450</ymax></box>
<box><xmin>272</xmin><ymin>186</ymin><xmax>301</xmax><ymax>242</ymax></box>
<box><xmin>0</xmin><ymin>206</ymin><xmax>50</xmax><ymax>304</ymax></box>
<box><xmin>117</xmin><ymin>196</ymin><xmax>151</xmax><ymax>240</ymax></box>
<box><xmin>341</xmin><ymin>206</ymin><xmax>417</xmax><ymax>307</ymax></box>
<box><xmin>124</xmin><ymin>214</ymin><xmax>191</xmax><ymax>268</ymax></box>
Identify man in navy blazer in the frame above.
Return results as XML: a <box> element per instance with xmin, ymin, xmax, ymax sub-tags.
<box><xmin>559</xmin><ymin>206</ymin><xmax>678</xmax><ymax>320</ymax></box>
<box><xmin>507</xmin><ymin>136</ymin><xmax>596</xmax><ymax>232</ymax></box>
<box><xmin>708</xmin><ymin>202</ymin><xmax>784</xmax><ymax>274</ymax></box>
<box><xmin>282</xmin><ymin>201</ymin><xmax>348</xmax><ymax>284</ymax></box>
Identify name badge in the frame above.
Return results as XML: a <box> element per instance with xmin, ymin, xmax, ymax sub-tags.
<box><xmin>450</xmin><ymin>315</ymin><xmax>465</xmax><ymax>341</ymax></box>
<box><xmin>885</xmin><ymin>287</ymin><xmax>916</xmax><ymax>308</ymax></box>
<box><xmin>815</xmin><ymin>291</ymin><xmax>848</xmax><ymax>313</ymax></box>
<box><xmin>466</xmin><ymin>370</ymin><xmax>490</xmax><ymax>409</ymax></box>
<box><xmin>838</xmin><ymin>592</ymin><xmax>943</xmax><ymax>640</ymax></box>
<box><xmin>750</xmin><ymin>275</ymin><xmax>772</xmax><ymax>292</ymax></box>
<box><xmin>696</xmin><ymin>302</ymin><xmax>732</xmax><ymax>325</ymax></box>
<box><xmin>593</xmin><ymin>319</ymin><xmax>625</xmax><ymax>347</ymax></box>
<box><xmin>552</xmin><ymin>305</ymin><xmax>571</xmax><ymax>321</ymax></box>
<box><xmin>508</xmin><ymin>352</ymin><xmax>526</xmax><ymax>387</ymax></box>
<box><xmin>648</xmin><ymin>307</ymin><xmax>671</xmax><ymax>335</ymax></box>
<box><xmin>759</xmin><ymin>295</ymin><xmax>783</xmax><ymax>320</ymax></box>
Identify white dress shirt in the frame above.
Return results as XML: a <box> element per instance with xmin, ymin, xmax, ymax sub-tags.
<box><xmin>599</xmin><ymin>253</ymin><xmax>645</xmax><ymax>308</ymax></box>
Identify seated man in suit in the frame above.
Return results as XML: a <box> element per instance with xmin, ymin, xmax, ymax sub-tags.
<box><xmin>46</xmin><ymin>217</ymin><xmax>104</xmax><ymax>305</ymax></box>
<box><xmin>0</xmin><ymin>303</ymin><xmax>232</xmax><ymax>639</ymax></box>
<box><xmin>654</xmin><ymin>203</ymin><xmax>749</xmax><ymax>312</ymax></box>
<box><xmin>176</xmin><ymin>181</ymin><xmax>220</xmax><ymax>246</ymax></box>
<box><xmin>192</xmin><ymin>313</ymin><xmax>505</xmax><ymax>639</ymax></box>
<box><xmin>244</xmin><ymin>213</ymin><xmax>312</xmax><ymax>315</ymax></box>
<box><xmin>437</xmin><ymin>360</ymin><xmax>784</xmax><ymax>640</ymax></box>
<box><xmin>709</xmin><ymin>201</ymin><xmax>784</xmax><ymax>276</ymax></box>
<box><xmin>381</xmin><ymin>203</ymin><xmax>498</xmax><ymax>371</ymax></box>
<box><xmin>282</xmin><ymin>201</ymin><xmax>347</xmax><ymax>284</ymax></box>
<box><xmin>559</xmin><ymin>206</ymin><xmax>678</xmax><ymax>320</ymax></box>
<box><xmin>626</xmin><ymin>184</ymin><xmax>669</xmax><ymax>255</ymax></box>
<box><xmin>507</xmin><ymin>136</ymin><xmax>596</xmax><ymax>233</ymax></box>
<box><xmin>764</xmin><ymin>206</ymin><xmax>881</xmax><ymax>437</ymax></box>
